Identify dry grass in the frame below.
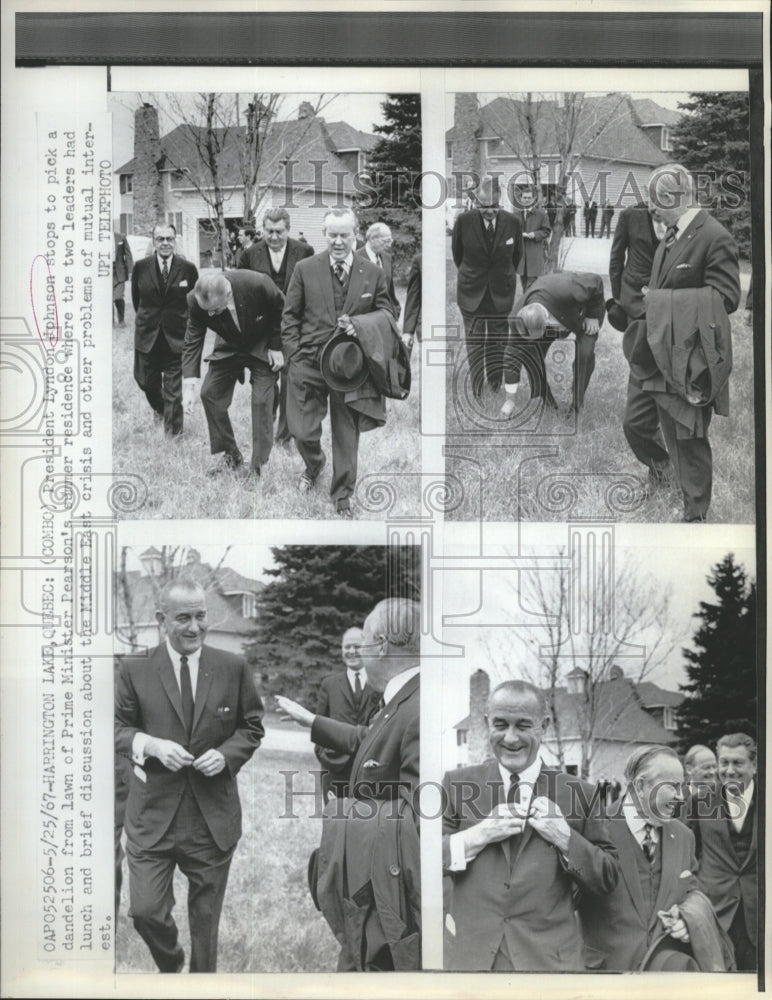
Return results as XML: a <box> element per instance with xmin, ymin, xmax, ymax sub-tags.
<box><xmin>113</xmin><ymin>284</ymin><xmax>420</xmax><ymax>520</ymax></box>
<box><xmin>444</xmin><ymin>237</ymin><xmax>756</xmax><ymax>524</ymax></box>
<box><xmin>116</xmin><ymin>741</ymin><xmax>338</xmax><ymax>974</ymax></box>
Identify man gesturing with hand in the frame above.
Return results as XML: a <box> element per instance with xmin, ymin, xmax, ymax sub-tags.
<box><xmin>115</xmin><ymin>579</ymin><xmax>264</xmax><ymax>973</ymax></box>
<box><xmin>442</xmin><ymin>680</ymin><xmax>618</xmax><ymax>971</ymax></box>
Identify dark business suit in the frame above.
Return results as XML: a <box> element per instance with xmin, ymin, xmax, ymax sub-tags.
<box><xmin>355</xmin><ymin>246</ymin><xmax>401</xmax><ymax>319</ymax></box>
<box><xmin>452</xmin><ymin>208</ymin><xmax>522</xmax><ymax>398</ymax></box>
<box><xmin>239</xmin><ymin>238</ymin><xmax>314</xmax><ymax>443</ymax></box>
<box><xmin>183</xmin><ymin>269</ymin><xmax>285</xmax><ymax>472</ymax></box>
<box><xmin>132</xmin><ymin>254</ymin><xmax>199</xmax><ymax>435</ymax></box>
<box><xmin>516</xmin><ymin>206</ymin><xmax>551</xmax><ymax>291</ymax></box>
<box><xmin>584</xmin><ymin>200</ymin><xmax>598</xmax><ymax>238</ymax></box>
<box><xmin>281</xmin><ymin>252</ymin><xmax>392</xmax><ymax>506</ymax></box>
<box><xmin>692</xmin><ymin>787</ymin><xmax>757</xmax><ymax>970</ymax></box>
<box><xmin>314</xmin><ymin>670</ymin><xmax>381</xmax><ymax>799</ymax></box>
<box><xmin>402</xmin><ymin>253</ymin><xmax>422</xmax><ymax>341</ymax></box>
<box><xmin>115</xmin><ymin>643</ymin><xmax>264</xmax><ymax>972</ymax></box>
<box><xmin>442</xmin><ymin>762</ymin><xmax>618</xmax><ymax>971</ymax></box>
<box><xmin>578</xmin><ymin>815</ymin><xmax>699</xmax><ymax>971</ymax></box>
<box><xmin>504</xmin><ymin>271</ymin><xmax>605</xmax><ymax>410</ymax></box>
<box><xmin>113</xmin><ymin>231</ymin><xmax>134</xmax><ymax>323</ymax></box>
<box><xmin>311</xmin><ymin>673</ymin><xmax>420</xmax><ymax>970</ymax></box>
<box><xmin>622</xmin><ymin>209</ymin><xmax>740</xmax><ymax>518</ymax></box>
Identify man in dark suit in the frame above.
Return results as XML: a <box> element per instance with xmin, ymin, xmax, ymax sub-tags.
<box><xmin>692</xmin><ymin>732</ymin><xmax>757</xmax><ymax>971</ymax></box>
<box><xmin>452</xmin><ymin>176</ymin><xmax>522</xmax><ymax>400</ymax></box>
<box><xmin>442</xmin><ymin>680</ymin><xmax>618</xmax><ymax>971</ymax></box>
<box><xmin>115</xmin><ymin>579</ymin><xmax>264</xmax><ymax>972</ymax></box>
<box><xmin>578</xmin><ymin>745</ymin><xmax>713</xmax><ymax>971</ymax></box>
<box><xmin>356</xmin><ymin>222</ymin><xmax>400</xmax><ymax>319</ymax></box>
<box><xmin>622</xmin><ymin>163</ymin><xmax>741</xmax><ymax>521</ymax></box>
<box><xmin>515</xmin><ymin>187</ymin><xmax>551</xmax><ymax>293</ymax></box>
<box><xmin>314</xmin><ymin>625</ymin><xmax>381</xmax><ymax>799</ymax></box>
<box><xmin>113</xmin><ymin>230</ymin><xmax>134</xmax><ymax>326</ymax></box>
<box><xmin>584</xmin><ymin>199</ymin><xmax>598</xmax><ymax>238</ymax></box>
<box><xmin>598</xmin><ymin>200</ymin><xmax>615</xmax><ymax>239</ymax></box>
<box><xmin>182</xmin><ymin>268</ymin><xmax>285</xmax><ymax>478</ymax></box>
<box><xmin>238</xmin><ymin>207</ymin><xmax>314</xmax><ymax>447</ymax></box>
<box><xmin>131</xmin><ymin>223</ymin><xmax>198</xmax><ymax>436</ymax></box>
<box><xmin>234</xmin><ymin>225</ymin><xmax>257</xmax><ymax>268</ymax></box>
<box><xmin>277</xmin><ymin>598</ymin><xmax>421</xmax><ymax>971</ymax></box>
<box><xmin>501</xmin><ymin>270</ymin><xmax>605</xmax><ymax>416</ymax></box>
<box><xmin>402</xmin><ymin>251</ymin><xmax>422</xmax><ymax>355</ymax></box>
<box><xmin>281</xmin><ymin>207</ymin><xmax>393</xmax><ymax>518</ymax></box>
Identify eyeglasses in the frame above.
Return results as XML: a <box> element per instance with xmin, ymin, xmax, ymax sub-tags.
<box><xmin>154</xmin><ymin>235</ymin><xmax>175</xmax><ymax>243</ymax></box>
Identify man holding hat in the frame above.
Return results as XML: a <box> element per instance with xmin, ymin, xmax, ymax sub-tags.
<box><xmin>281</xmin><ymin>207</ymin><xmax>393</xmax><ymax>519</ymax></box>
<box><xmin>500</xmin><ymin>270</ymin><xmax>604</xmax><ymax>416</ymax></box>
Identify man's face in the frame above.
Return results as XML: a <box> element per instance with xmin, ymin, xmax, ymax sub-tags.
<box><xmin>648</xmin><ymin>176</ymin><xmax>687</xmax><ymax>226</ymax></box>
<box><xmin>153</xmin><ymin>227</ymin><xmax>176</xmax><ymax>259</ymax></box>
<box><xmin>237</xmin><ymin>229</ymin><xmax>249</xmax><ymax>247</ymax></box>
<box><xmin>634</xmin><ymin>756</ymin><xmax>685</xmax><ymax>825</ymax></box>
<box><xmin>718</xmin><ymin>744</ymin><xmax>756</xmax><ymax>793</ymax></box>
<box><xmin>264</xmin><ymin>218</ymin><xmax>289</xmax><ymax>253</ymax></box>
<box><xmin>369</xmin><ymin>232</ymin><xmax>393</xmax><ymax>255</ymax></box>
<box><xmin>158</xmin><ymin>590</ymin><xmax>208</xmax><ymax>656</ymax></box>
<box><xmin>325</xmin><ymin>215</ymin><xmax>357</xmax><ymax>261</ymax></box>
<box><xmin>341</xmin><ymin>628</ymin><xmax>364</xmax><ymax>671</ymax></box>
<box><xmin>478</xmin><ymin>192</ymin><xmax>500</xmax><ymax>223</ymax></box>
<box><xmin>687</xmin><ymin>749</ymin><xmax>717</xmax><ymax>785</ymax></box>
<box><xmin>486</xmin><ymin>689</ymin><xmax>548</xmax><ymax>774</ymax></box>
<box><xmin>519</xmin><ymin>189</ymin><xmax>535</xmax><ymax>210</ymax></box>
<box><xmin>195</xmin><ymin>288</ymin><xmax>229</xmax><ymax>317</ymax></box>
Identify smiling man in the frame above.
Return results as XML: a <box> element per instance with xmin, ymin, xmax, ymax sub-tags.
<box><xmin>442</xmin><ymin>680</ymin><xmax>618</xmax><ymax>971</ymax></box>
<box><xmin>115</xmin><ymin>579</ymin><xmax>264</xmax><ymax>972</ymax></box>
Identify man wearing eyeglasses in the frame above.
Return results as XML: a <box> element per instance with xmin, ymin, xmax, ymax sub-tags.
<box><xmin>131</xmin><ymin>223</ymin><xmax>199</xmax><ymax>436</ymax></box>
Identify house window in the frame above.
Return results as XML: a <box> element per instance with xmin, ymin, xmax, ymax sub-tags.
<box><xmin>119</xmin><ymin>174</ymin><xmax>133</xmax><ymax>194</ymax></box>
<box><xmin>663</xmin><ymin>706</ymin><xmax>677</xmax><ymax>731</ymax></box>
<box><xmin>456</xmin><ymin>730</ymin><xmax>468</xmax><ymax>747</ymax></box>
<box><xmin>166</xmin><ymin>212</ymin><xmax>183</xmax><ymax>238</ymax></box>
<box><xmin>661</xmin><ymin>127</ymin><xmax>673</xmax><ymax>152</ymax></box>
<box><xmin>242</xmin><ymin>593</ymin><xmax>257</xmax><ymax>619</ymax></box>
<box><xmin>119</xmin><ymin>213</ymin><xmax>133</xmax><ymax>235</ymax></box>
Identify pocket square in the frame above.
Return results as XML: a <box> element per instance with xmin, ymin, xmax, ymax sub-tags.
<box><xmin>179</xmin><ymin>279</ymin><xmax>189</xmax><ymax>287</ymax></box>
<box><xmin>216</xmin><ymin>705</ymin><xmax>232</xmax><ymax>717</ymax></box>
<box><xmin>675</xmin><ymin>263</ymin><xmax>692</xmax><ymax>269</ymax></box>
<box><xmin>361</xmin><ymin>292</ymin><xmax>372</xmax><ymax>298</ymax></box>
<box><xmin>679</xmin><ymin>869</ymin><xmax>693</xmax><ymax>878</ymax></box>
<box><xmin>506</xmin><ymin>237</ymin><xmax>514</xmax><ymax>245</ymax></box>
<box><xmin>362</xmin><ymin>758</ymin><xmax>381</xmax><ymax>768</ymax></box>
<box><xmin>133</xmin><ymin>764</ymin><xmax>147</xmax><ymax>783</ymax></box>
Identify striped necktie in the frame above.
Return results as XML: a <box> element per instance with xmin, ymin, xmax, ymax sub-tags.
<box><xmin>179</xmin><ymin>655</ymin><xmax>194</xmax><ymax>736</ymax></box>
<box><xmin>664</xmin><ymin>224</ymin><xmax>678</xmax><ymax>250</ymax></box>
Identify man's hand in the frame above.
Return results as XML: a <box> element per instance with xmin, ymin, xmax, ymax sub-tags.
<box><xmin>192</xmin><ymin>748</ymin><xmax>226</xmax><ymax>776</ymax></box>
<box><xmin>401</xmin><ymin>333</ymin><xmax>415</xmax><ymax>354</ymax></box>
<box><xmin>523</xmin><ymin>231</ymin><xmax>535</xmax><ymax>240</ymax></box>
<box><xmin>268</xmin><ymin>349</ymin><xmax>284</xmax><ymax>372</ymax></box>
<box><xmin>462</xmin><ymin>802</ymin><xmax>528</xmax><ymax>860</ymax></box>
<box><xmin>275</xmin><ymin>695</ymin><xmax>314</xmax><ymax>728</ymax></box>
<box><xmin>527</xmin><ymin>796</ymin><xmax>571</xmax><ymax>853</ymax></box>
<box><xmin>584</xmin><ymin>318</ymin><xmax>600</xmax><ymax>336</ymax></box>
<box><xmin>182</xmin><ymin>378</ymin><xmax>199</xmax><ymax>416</ymax></box>
<box><xmin>146</xmin><ymin>737</ymin><xmax>194</xmax><ymax>772</ymax></box>
<box><xmin>337</xmin><ymin>314</ymin><xmax>356</xmax><ymax>336</ymax></box>
<box><xmin>641</xmin><ymin>284</ymin><xmax>650</xmax><ymax>306</ymax></box>
<box><xmin>658</xmin><ymin>905</ymin><xmax>690</xmax><ymax>943</ymax></box>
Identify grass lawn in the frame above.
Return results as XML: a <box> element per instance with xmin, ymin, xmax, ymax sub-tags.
<box><xmin>444</xmin><ymin>236</ymin><xmax>756</xmax><ymax>523</ymax></box>
<box><xmin>113</xmin><ymin>281</ymin><xmax>420</xmax><ymax>520</ymax></box>
<box><xmin>116</xmin><ymin>744</ymin><xmax>339</xmax><ymax>973</ymax></box>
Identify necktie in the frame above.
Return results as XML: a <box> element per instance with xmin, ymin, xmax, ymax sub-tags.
<box><xmin>664</xmin><ymin>224</ymin><xmax>678</xmax><ymax>250</ymax></box>
<box><xmin>334</xmin><ymin>262</ymin><xmax>345</xmax><ymax>284</ymax></box>
<box><xmin>161</xmin><ymin>257</ymin><xmax>169</xmax><ymax>286</ymax></box>
<box><xmin>180</xmin><ymin>655</ymin><xmax>194</xmax><ymax>737</ymax></box>
<box><xmin>507</xmin><ymin>771</ymin><xmax>520</xmax><ymax>806</ymax></box>
<box><xmin>485</xmin><ymin>220</ymin><xmax>495</xmax><ymax>251</ymax></box>
<box><xmin>641</xmin><ymin>822</ymin><xmax>656</xmax><ymax>863</ymax></box>
<box><xmin>353</xmin><ymin>671</ymin><xmax>362</xmax><ymax>707</ymax></box>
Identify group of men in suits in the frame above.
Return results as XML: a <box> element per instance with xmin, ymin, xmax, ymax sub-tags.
<box><xmin>128</xmin><ymin>208</ymin><xmax>414</xmax><ymax>517</ymax></box>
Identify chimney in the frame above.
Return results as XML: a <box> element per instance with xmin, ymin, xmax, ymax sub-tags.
<box><xmin>451</xmin><ymin>93</ymin><xmax>481</xmax><ymax>200</ymax></box>
<box><xmin>609</xmin><ymin>664</ymin><xmax>624</xmax><ymax>681</ymax></box>
<box><xmin>566</xmin><ymin>667</ymin><xmax>588</xmax><ymax>696</ymax></box>
<box><xmin>298</xmin><ymin>101</ymin><xmax>316</xmax><ymax>120</ymax></box>
<box><xmin>469</xmin><ymin>669</ymin><xmax>491</xmax><ymax>764</ymax></box>
<box><xmin>139</xmin><ymin>546</ymin><xmax>163</xmax><ymax>578</ymax></box>
<box><xmin>132</xmin><ymin>104</ymin><xmax>165</xmax><ymax>237</ymax></box>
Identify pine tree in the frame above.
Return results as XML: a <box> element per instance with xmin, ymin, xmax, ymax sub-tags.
<box><xmin>676</xmin><ymin>553</ymin><xmax>757</xmax><ymax>751</ymax></box>
<box><xmin>357</xmin><ymin>94</ymin><xmax>421</xmax><ymax>280</ymax></box>
<box><xmin>671</xmin><ymin>92</ymin><xmax>751</xmax><ymax>259</ymax></box>
<box><xmin>243</xmin><ymin>545</ymin><xmax>420</xmax><ymax>702</ymax></box>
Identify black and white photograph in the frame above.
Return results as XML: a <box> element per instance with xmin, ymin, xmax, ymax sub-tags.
<box><xmin>114</xmin><ymin>542</ymin><xmax>421</xmax><ymax>973</ymax></box>
<box><xmin>110</xmin><ymin>91</ymin><xmax>421</xmax><ymax>520</ymax></box>
<box><xmin>444</xmin><ymin>89</ymin><xmax>755</xmax><ymax>524</ymax></box>
<box><xmin>439</xmin><ymin>529</ymin><xmax>758</xmax><ymax>973</ymax></box>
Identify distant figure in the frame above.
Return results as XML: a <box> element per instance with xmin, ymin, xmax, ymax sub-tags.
<box><xmin>584</xmin><ymin>199</ymin><xmax>598</xmax><ymax>238</ymax></box>
<box><xmin>515</xmin><ymin>187</ymin><xmax>551</xmax><ymax>293</ymax></box>
<box><xmin>402</xmin><ymin>251</ymin><xmax>422</xmax><ymax>354</ymax></box>
<box><xmin>563</xmin><ymin>200</ymin><xmax>577</xmax><ymax>237</ymax></box>
<box><xmin>298</xmin><ymin>231</ymin><xmax>308</xmax><ymax>244</ymax></box>
<box><xmin>599</xmin><ymin>200</ymin><xmax>615</xmax><ymax>239</ymax></box>
<box><xmin>235</xmin><ymin>226</ymin><xmax>257</xmax><ymax>268</ymax></box>
<box><xmin>356</xmin><ymin>222</ymin><xmax>401</xmax><ymax>319</ymax></box>
<box><xmin>113</xmin><ymin>231</ymin><xmax>134</xmax><ymax>327</ymax></box>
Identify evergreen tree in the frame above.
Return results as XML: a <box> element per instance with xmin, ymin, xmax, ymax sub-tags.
<box><xmin>676</xmin><ymin>553</ymin><xmax>756</xmax><ymax>751</ymax></box>
<box><xmin>243</xmin><ymin>545</ymin><xmax>420</xmax><ymax>702</ymax></box>
<box><xmin>671</xmin><ymin>92</ymin><xmax>751</xmax><ymax>259</ymax></box>
<box><xmin>357</xmin><ymin>94</ymin><xmax>421</xmax><ymax>280</ymax></box>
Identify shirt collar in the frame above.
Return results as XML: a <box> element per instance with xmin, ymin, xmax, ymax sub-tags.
<box><xmin>165</xmin><ymin>638</ymin><xmax>201</xmax><ymax>671</ymax></box>
<box><xmin>671</xmin><ymin>207</ymin><xmax>700</xmax><ymax>240</ymax></box>
<box><xmin>346</xmin><ymin>666</ymin><xmax>367</xmax><ymax>690</ymax></box>
<box><xmin>269</xmin><ymin>244</ymin><xmax>286</xmax><ymax>261</ymax></box>
<box><xmin>329</xmin><ymin>252</ymin><xmax>354</xmax><ymax>271</ymax></box>
<box><xmin>382</xmin><ymin>665</ymin><xmax>419</xmax><ymax>706</ymax></box>
<box><xmin>622</xmin><ymin>793</ymin><xmax>660</xmax><ymax>842</ymax></box>
<box><xmin>498</xmin><ymin>754</ymin><xmax>542</xmax><ymax>788</ymax></box>
<box><xmin>157</xmin><ymin>253</ymin><xmax>174</xmax><ymax>270</ymax></box>
<box><xmin>365</xmin><ymin>245</ymin><xmax>379</xmax><ymax>264</ymax></box>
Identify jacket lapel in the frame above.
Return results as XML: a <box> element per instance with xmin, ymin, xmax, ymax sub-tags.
<box><xmin>477</xmin><ymin>758</ymin><xmax>510</xmax><ymax>866</ymax></box>
<box><xmin>318</xmin><ymin>254</ymin><xmax>338</xmax><ymax>325</ymax></box>
<box><xmin>615</xmin><ymin>821</ymin><xmax>649</xmax><ymax>925</ymax></box>
<box><xmin>343</xmin><ymin>257</ymin><xmax>367</xmax><ymax>313</ymax></box>
<box><xmin>656</xmin><ymin>210</ymin><xmax>705</xmax><ymax>287</ymax></box>
<box><xmin>509</xmin><ymin>765</ymin><xmax>549</xmax><ymax>870</ymax></box>
<box><xmin>157</xmin><ymin>645</ymin><xmax>186</xmax><ymax>731</ymax></box>
<box><xmin>651</xmin><ymin>822</ymin><xmax>679</xmax><ymax>925</ymax></box>
<box><xmin>192</xmin><ymin>646</ymin><xmax>213</xmax><ymax>734</ymax></box>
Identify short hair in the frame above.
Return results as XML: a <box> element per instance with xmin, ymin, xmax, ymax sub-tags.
<box><xmin>684</xmin><ymin>744</ymin><xmax>715</xmax><ymax>771</ymax></box>
<box><xmin>153</xmin><ymin>222</ymin><xmax>177</xmax><ymax>238</ymax></box>
<box><xmin>367</xmin><ymin>598</ymin><xmax>420</xmax><ymax>654</ymax></box>
<box><xmin>624</xmin><ymin>744</ymin><xmax>681</xmax><ymax>785</ymax></box>
<box><xmin>157</xmin><ymin>578</ymin><xmax>206</xmax><ymax>614</ymax></box>
<box><xmin>717</xmin><ymin>732</ymin><xmax>756</xmax><ymax>763</ymax></box>
<box><xmin>342</xmin><ymin>626</ymin><xmax>364</xmax><ymax>642</ymax></box>
<box><xmin>323</xmin><ymin>207</ymin><xmax>358</xmax><ymax>232</ymax></box>
<box><xmin>475</xmin><ymin>175</ymin><xmax>499</xmax><ymax>206</ymax></box>
<box><xmin>487</xmin><ymin>680</ymin><xmax>548</xmax><ymax>718</ymax></box>
<box><xmin>193</xmin><ymin>271</ymin><xmax>230</xmax><ymax>308</ymax></box>
<box><xmin>366</xmin><ymin>222</ymin><xmax>391</xmax><ymax>242</ymax></box>
<box><xmin>515</xmin><ymin>302</ymin><xmax>549</xmax><ymax>340</ymax></box>
<box><xmin>240</xmin><ymin>226</ymin><xmax>256</xmax><ymax>239</ymax></box>
<box><xmin>647</xmin><ymin>163</ymin><xmax>695</xmax><ymax>210</ymax></box>
<box><xmin>262</xmin><ymin>207</ymin><xmax>291</xmax><ymax>228</ymax></box>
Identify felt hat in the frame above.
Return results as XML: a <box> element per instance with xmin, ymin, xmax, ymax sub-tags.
<box><xmin>639</xmin><ymin>933</ymin><xmax>700</xmax><ymax>972</ymax></box>
<box><xmin>606</xmin><ymin>297</ymin><xmax>628</xmax><ymax>332</ymax></box>
<box><xmin>319</xmin><ymin>331</ymin><xmax>369</xmax><ymax>392</ymax></box>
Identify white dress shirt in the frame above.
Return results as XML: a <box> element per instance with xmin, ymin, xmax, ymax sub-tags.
<box><xmin>346</xmin><ymin>667</ymin><xmax>368</xmax><ymax>693</ymax></box>
<box><xmin>131</xmin><ymin>640</ymin><xmax>202</xmax><ymax>763</ymax></box>
<box><xmin>726</xmin><ymin>779</ymin><xmax>754</xmax><ymax>832</ymax></box>
<box><xmin>157</xmin><ymin>252</ymin><xmax>174</xmax><ymax>274</ymax></box>
<box><xmin>622</xmin><ymin>794</ymin><xmax>660</xmax><ymax>849</ymax></box>
<box><xmin>668</xmin><ymin>206</ymin><xmax>700</xmax><ymax>243</ymax></box>
<box><xmin>269</xmin><ymin>246</ymin><xmax>286</xmax><ymax>273</ymax></box>
<box><xmin>364</xmin><ymin>245</ymin><xmax>381</xmax><ymax>267</ymax></box>
<box><xmin>329</xmin><ymin>251</ymin><xmax>354</xmax><ymax>278</ymax></box>
<box><xmin>382</xmin><ymin>665</ymin><xmax>419</xmax><ymax>707</ymax></box>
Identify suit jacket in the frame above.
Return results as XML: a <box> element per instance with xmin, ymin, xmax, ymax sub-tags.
<box><xmin>516</xmin><ymin>206</ymin><xmax>551</xmax><ymax>278</ymax></box>
<box><xmin>132</xmin><ymin>254</ymin><xmax>199</xmax><ymax>354</ymax></box>
<box><xmin>114</xmin><ymin>231</ymin><xmax>134</xmax><ymax>284</ymax></box>
<box><xmin>238</xmin><ymin>236</ymin><xmax>314</xmax><ymax>294</ymax></box>
<box><xmin>692</xmin><ymin>786</ymin><xmax>757</xmax><ymax>936</ymax></box>
<box><xmin>115</xmin><ymin>643</ymin><xmax>264</xmax><ymax>852</ymax></box>
<box><xmin>182</xmin><ymin>268</ymin><xmax>285</xmax><ymax>378</ymax></box>
<box><xmin>281</xmin><ymin>251</ymin><xmax>392</xmax><ymax>365</ymax></box>
<box><xmin>442</xmin><ymin>761</ymin><xmax>619</xmax><ymax>971</ymax></box>
<box><xmin>313</xmin><ymin>670</ymin><xmax>381</xmax><ymax>777</ymax></box>
<box><xmin>609</xmin><ymin>203</ymin><xmax>658</xmax><ymax>320</ymax></box>
<box><xmin>355</xmin><ymin>246</ymin><xmax>400</xmax><ymax>319</ymax></box>
<box><xmin>452</xmin><ymin>209</ymin><xmax>522</xmax><ymax>314</ymax></box>
<box><xmin>402</xmin><ymin>253</ymin><xmax>421</xmax><ymax>338</ymax></box>
<box><xmin>523</xmin><ymin>271</ymin><xmax>605</xmax><ymax>336</ymax></box>
<box><xmin>578</xmin><ymin>815</ymin><xmax>700</xmax><ymax>971</ymax></box>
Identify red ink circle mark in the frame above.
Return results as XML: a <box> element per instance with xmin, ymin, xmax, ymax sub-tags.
<box><xmin>29</xmin><ymin>254</ymin><xmax>59</xmax><ymax>350</ymax></box>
